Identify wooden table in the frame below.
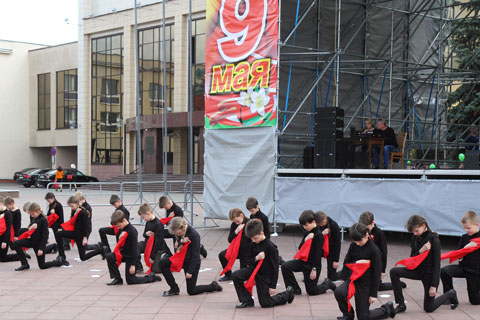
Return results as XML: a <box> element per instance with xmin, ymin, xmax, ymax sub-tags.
<box><xmin>344</xmin><ymin>137</ymin><xmax>385</xmax><ymax>168</ymax></box>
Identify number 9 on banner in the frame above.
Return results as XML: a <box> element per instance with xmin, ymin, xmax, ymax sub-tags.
<box><xmin>218</xmin><ymin>0</ymin><xmax>267</xmax><ymax>63</ymax></box>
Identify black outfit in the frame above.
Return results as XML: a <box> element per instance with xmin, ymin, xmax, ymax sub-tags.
<box><xmin>250</xmin><ymin>209</ymin><xmax>270</xmax><ymax>239</ymax></box>
<box><xmin>159</xmin><ymin>226</ymin><xmax>217</xmax><ymax>295</ymax></box>
<box><xmin>335</xmin><ymin>241</ymin><xmax>391</xmax><ymax>320</ymax></box>
<box><xmin>370</xmin><ymin>226</ymin><xmax>394</xmax><ymax>291</ymax></box>
<box><xmin>320</xmin><ymin>217</ymin><xmax>341</xmax><ymax>280</ymax></box>
<box><xmin>46</xmin><ymin>200</ymin><xmax>66</xmax><ymax>252</ymax></box>
<box><xmin>83</xmin><ymin>201</ymin><xmax>93</xmax><ymax>237</ymax></box>
<box><xmin>441</xmin><ymin>231</ymin><xmax>480</xmax><ymax>305</ymax></box>
<box><xmin>99</xmin><ymin>205</ymin><xmax>130</xmax><ymax>251</ymax></box>
<box><xmin>373</xmin><ymin>127</ymin><xmax>398</xmax><ymax>148</ymax></box>
<box><xmin>282</xmin><ymin>226</ymin><xmax>330</xmax><ymax>295</ymax></box>
<box><xmin>13</xmin><ymin>215</ymin><xmax>63</xmax><ymax>269</ymax></box>
<box><xmin>390</xmin><ymin>230</ymin><xmax>453</xmax><ymax>312</ymax></box>
<box><xmin>219</xmin><ymin>220</ymin><xmax>251</xmax><ymax>278</ymax></box>
<box><xmin>163</xmin><ymin>202</ymin><xmax>184</xmax><ymax>240</ymax></box>
<box><xmin>55</xmin><ymin>208</ymin><xmax>104</xmax><ymax>261</ymax></box>
<box><xmin>0</xmin><ymin>209</ymin><xmax>20</xmax><ymax>262</ymax></box>
<box><xmin>107</xmin><ymin>223</ymin><xmax>155</xmax><ymax>284</ymax></box>
<box><xmin>10</xmin><ymin>209</ymin><xmax>22</xmax><ymax>237</ymax></box>
<box><xmin>139</xmin><ymin>217</ymin><xmax>171</xmax><ymax>263</ymax></box>
<box><xmin>232</xmin><ymin>237</ymin><xmax>290</xmax><ymax>308</ymax></box>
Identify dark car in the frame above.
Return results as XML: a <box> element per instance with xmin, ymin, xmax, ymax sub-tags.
<box><xmin>37</xmin><ymin>168</ymin><xmax>99</xmax><ymax>188</ymax></box>
<box><xmin>13</xmin><ymin>168</ymin><xmax>36</xmax><ymax>181</ymax></box>
<box><xmin>18</xmin><ymin>168</ymin><xmax>51</xmax><ymax>188</ymax></box>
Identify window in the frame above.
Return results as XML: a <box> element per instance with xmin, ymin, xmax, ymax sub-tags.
<box><xmin>56</xmin><ymin>69</ymin><xmax>78</xmax><ymax>129</ymax></box>
<box><xmin>38</xmin><ymin>73</ymin><xmax>51</xmax><ymax>130</ymax></box>
<box><xmin>138</xmin><ymin>24</ymin><xmax>174</xmax><ymax>115</ymax></box>
<box><xmin>91</xmin><ymin>34</ymin><xmax>123</xmax><ymax>164</ymax></box>
<box><xmin>192</xmin><ymin>19</ymin><xmax>206</xmax><ymax>111</ymax></box>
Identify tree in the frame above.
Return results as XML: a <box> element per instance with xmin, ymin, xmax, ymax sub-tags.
<box><xmin>446</xmin><ymin>1</ymin><xmax>480</xmax><ymax>143</ymax></box>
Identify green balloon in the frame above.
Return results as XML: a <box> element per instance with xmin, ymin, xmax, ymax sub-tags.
<box><xmin>459</xmin><ymin>153</ymin><xmax>465</xmax><ymax>162</ymax></box>
<box><xmin>430</xmin><ymin>164</ymin><xmax>436</xmax><ymax>169</ymax></box>
<box><xmin>407</xmin><ymin>160</ymin><xmax>411</xmax><ymax>164</ymax></box>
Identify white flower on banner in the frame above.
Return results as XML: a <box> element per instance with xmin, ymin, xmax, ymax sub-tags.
<box><xmin>239</xmin><ymin>87</ymin><xmax>254</xmax><ymax>106</ymax></box>
<box><xmin>249</xmin><ymin>88</ymin><xmax>270</xmax><ymax>116</ymax></box>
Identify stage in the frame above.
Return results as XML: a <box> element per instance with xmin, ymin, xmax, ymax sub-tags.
<box><xmin>275</xmin><ymin>169</ymin><xmax>480</xmax><ymax>236</ymax></box>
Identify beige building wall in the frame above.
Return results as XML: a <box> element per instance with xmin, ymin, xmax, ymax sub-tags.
<box><xmin>0</xmin><ymin>40</ymin><xmax>51</xmax><ymax>179</ymax></box>
<box><xmin>78</xmin><ymin>0</ymin><xmax>206</xmax><ymax>176</ymax></box>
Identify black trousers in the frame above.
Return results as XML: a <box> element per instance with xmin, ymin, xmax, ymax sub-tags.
<box><xmin>327</xmin><ymin>257</ymin><xmax>340</xmax><ymax>281</ymax></box>
<box><xmin>106</xmin><ymin>252</ymin><xmax>153</xmax><ymax>284</ymax></box>
<box><xmin>159</xmin><ymin>258</ymin><xmax>215</xmax><ymax>295</ymax></box>
<box><xmin>441</xmin><ymin>265</ymin><xmax>480</xmax><ymax>305</ymax></box>
<box><xmin>13</xmin><ymin>239</ymin><xmax>62</xmax><ymax>269</ymax></box>
<box><xmin>334</xmin><ymin>280</ymin><xmax>390</xmax><ymax>320</ymax></box>
<box><xmin>0</xmin><ymin>241</ymin><xmax>20</xmax><ymax>262</ymax></box>
<box><xmin>55</xmin><ymin>230</ymin><xmax>104</xmax><ymax>261</ymax></box>
<box><xmin>218</xmin><ymin>249</ymin><xmax>248</xmax><ymax>278</ymax></box>
<box><xmin>281</xmin><ymin>259</ymin><xmax>329</xmax><ymax>295</ymax></box>
<box><xmin>390</xmin><ymin>267</ymin><xmax>452</xmax><ymax>312</ymax></box>
<box><xmin>99</xmin><ymin>226</ymin><xmax>116</xmax><ymax>251</ymax></box>
<box><xmin>232</xmin><ymin>266</ymin><xmax>289</xmax><ymax>308</ymax></box>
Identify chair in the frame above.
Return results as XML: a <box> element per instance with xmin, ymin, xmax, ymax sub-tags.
<box><xmin>389</xmin><ymin>132</ymin><xmax>407</xmax><ymax>169</ymax></box>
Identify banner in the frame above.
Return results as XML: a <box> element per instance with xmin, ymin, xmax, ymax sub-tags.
<box><xmin>205</xmin><ymin>0</ymin><xmax>279</xmax><ymax>129</ymax></box>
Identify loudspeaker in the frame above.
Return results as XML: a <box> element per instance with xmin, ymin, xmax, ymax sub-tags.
<box><xmin>316</xmin><ymin>107</ymin><xmax>344</xmax><ymax>118</ymax></box>
<box><xmin>314</xmin><ymin>140</ymin><xmax>349</xmax><ymax>168</ymax></box>
<box><xmin>464</xmin><ymin>150</ymin><xmax>480</xmax><ymax>170</ymax></box>
<box><xmin>314</xmin><ymin>128</ymin><xmax>343</xmax><ymax>140</ymax></box>
<box><xmin>303</xmin><ymin>146</ymin><xmax>315</xmax><ymax>169</ymax></box>
<box><xmin>314</xmin><ymin>117</ymin><xmax>344</xmax><ymax>128</ymax></box>
<box><xmin>354</xmin><ymin>152</ymin><xmax>370</xmax><ymax>169</ymax></box>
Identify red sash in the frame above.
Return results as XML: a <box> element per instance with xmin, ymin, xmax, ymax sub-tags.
<box><xmin>294</xmin><ymin>238</ymin><xmax>313</xmax><ymax>262</ymax></box>
<box><xmin>220</xmin><ymin>229</ymin><xmax>243</xmax><ymax>275</ymax></box>
<box><xmin>395</xmin><ymin>250</ymin><xmax>430</xmax><ymax>270</ymax></box>
<box><xmin>323</xmin><ymin>234</ymin><xmax>329</xmax><ymax>258</ymax></box>
<box><xmin>113</xmin><ymin>232</ymin><xmax>128</xmax><ymax>267</ymax></box>
<box><xmin>47</xmin><ymin>213</ymin><xmax>59</xmax><ymax>228</ymax></box>
<box><xmin>170</xmin><ymin>241</ymin><xmax>191</xmax><ymax>272</ymax></box>
<box><xmin>441</xmin><ymin>237</ymin><xmax>480</xmax><ymax>263</ymax></box>
<box><xmin>245</xmin><ymin>259</ymin><xmax>264</xmax><ymax>295</ymax></box>
<box><xmin>18</xmin><ymin>229</ymin><xmax>36</xmax><ymax>251</ymax></box>
<box><xmin>144</xmin><ymin>235</ymin><xmax>155</xmax><ymax>274</ymax></box>
<box><xmin>61</xmin><ymin>209</ymin><xmax>81</xmax><ymax>247</ymax></box>
<box><xmin>109</xmin><ymin>225</ymin><xmax>120</xmax><ymax>235</ymax></box>
<box><xmin>160</xmin><ymin>217</ymin><xmax>173</xmax><ymax>225</ymax></box>
<box><xmin>345</xmin><ymin>262</ymin><xmax>371</xmax><ymax>312</ymax></box>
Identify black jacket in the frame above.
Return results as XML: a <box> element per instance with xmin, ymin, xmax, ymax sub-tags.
<box><xmin>0</xmin><ymin>209</ymin><xmax>12</xmax><ymax>244</ymax></box>
<box><xmin>370</xmin><ymin>226</ymin><xmax>388</xmax><ymax>273</ymax></box>
<box><xmin>10</xmin><ymin>209</ymin><xmax>22</xmax><ymax>237</ymax></box>
<box><xmin>247</xmin><ymin>238</ymin><xmax>279</xmax><ymax>289</ymax></box>
<box><xmin>410</xmin><ymin>230</ymin><xmax>441</xmax><ymax>287</ymax></box>
<box><xmin>118</xmin><ymin>223</ymin><xmax>140</xmax><ymax>265</ymax></box>
<box><xmin>298</xmin><ymin>226</ymin><xmax>324</xmax><ymax>270</ymax></box>
<box><xmin>227</xmin><ymin>219</ymin><xmax>252</xmax><ymax>258</ymax></box>
<box><xmin>143</xmin><ymin>217</ymin><xmax>168</xmax><ymax>255</ymax></box>
<box><xmin>29</xmin><ymin>215</ymin><xmax>49</xmax><ymax>251</ymax></box>
<box><xmin>458</xmin><ymin>231</ymin><xmax>480</xmax><ymax>271</ymax></box>
<box><xmin>118</xmin><ymin>205</ymin><xmax>130</xmax><ymax>221</ymax></box>
<box><xmin>320</xmin><ymin>217</ymin><xmax>341</xmax><ymax>262</ymax></box>
<box><xmin>166</xmin><ymin>202</ymin><xmax>184</xmax><ymax>218</ymax></box>
<box><xmin>181</xmin><ymin>226</ymin><xmax>201</xmax><ymax>274</ymax></box>
<box><xmin>48</xmin><ymin>200</ymin><xmax>64</xmax><ymax>230</ymax></box>
<box><xmin>71</xmin><ymin>208</ymin><xmax>91</xmax><ymax>238</ymax></box>
<box><xmin>250</xmin><ymin>209</ymin><xmax>270</xmax><ymax>239</ymax></box>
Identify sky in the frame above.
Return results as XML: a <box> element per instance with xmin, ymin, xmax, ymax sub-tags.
<box><xmin>0</xmin><ymin>0</ymin><xmax>78</xmax><ymax>46</ymax></box>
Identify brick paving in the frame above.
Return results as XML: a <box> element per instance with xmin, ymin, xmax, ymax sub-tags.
<box><xmin>0</xmin><ymin>183</ymin><xmax>478</xmax><ymax>319</ymax></box>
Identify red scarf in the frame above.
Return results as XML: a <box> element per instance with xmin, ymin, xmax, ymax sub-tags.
<box><xmin>113</xmin><ymin>232</ymin><xmax>128</xmax><ymax>267</ymax></box>
<box><xmin>47</xmin><ymin>213</ymin><xmax>59</xmax><ymax>228</ymax></box>
<box><xmin>0</xmin><ymin>216</ymin><xmax>14</xmax><ymax>242</ymax></box>
<box><xmin>161</xmin><ymin>217</ymin><xmax>173</xmax><ymax>225</ymax></box>
<box><xmin>345</xmin><ymin>262</ymin><xmax>371</xmax><ymax>312</ymax></box>
<box><xmin>395</xmin><ymin>250</ymin><xmax>430</xmax><ymax>270</ymax></box>
<box><xmin>61</xmin><ymin>209</ymin><xmax>82</xmax><ymax>247</ymax></box>
<box><xmin>323</xmin><ymin>234</ymin><xmax>329</xmax><ymax>258</ymax></box>
<box><xmin>144</xmin><ymin>235</ymin><xmax>155</xmax><ymax>274</ymax></box>
<box><xmin>169</xmin><ymin>241</ymin><xmax>191</xmax><ymax>272</ymax></box>
<box><xmin>18</xmin><ymin>229</ymin><xmax>36</xmax><ymax>251</ymax></box>
<box><xmin>109</xmin><ymin>225</ymin><xmax>120</xmax><ymax>235</ymax></box>
<box><xmin>220</xmin><ymin>229</ymin><xmax>243</xmax><ymax>275</ymax></box>
<box><xmin>245</xmin><ymin>259</ymin><xmax>264</xmax><ymax>295</ymax></box>
<box><xmin>294</xmin><ymin>238</ymin><xmax>313</xmax><ymax>262</ymax></box>
<box><xmin>441</xmin><ymin>237</ymin><xmax>480</xmax><ymax>263</ymax></box>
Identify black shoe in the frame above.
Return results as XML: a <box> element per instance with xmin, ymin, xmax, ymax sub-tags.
<box><xmin>107</xmin><ymin>278</ymin><xmax>123</xmax><ymax>286</ymax></box>
<box><xmin>449</xmin><ymin>289</ymin><xmax>458</xmax><ymax>310</ymax></box>
<box><xmin>136</xmin><ymin>264</ymin><xmax>144</xmax><ymax>274</ymax></box>
<box><xmin>15</xmin><ymin>264</ymin><xmax>30</xmax><ymax>271</ymax></box>
<box><xmin>51</xmin><ymin>245</ymin><xmax>58</xmax><ymax>254</ymax></box>
<box><xmin>211</xmin><ymin>281</ymin><xmax>223</xmax><ymax>292</ymax></box>
<box><xmin>286</xmin><ymin>286</ymin><xmax>295</xmax><ymax>304</ymax></box>
<box><xmin>324</xmin><ymin>278</ymin><xmax>337</xmax><ymax>291</ymax></box>
<box><xmin>236</xmin><ymin>300</ymin><xmax>254</xmax><ymax>309</ymax></box>
<box><xmin>25</xmin><ymin>253</ymin><xmax>31</xmax><ymax>259</ymax></box>
<box><xmin>293</xmin><ymin>288</ymin><xmax>302</xmax><ymax>295</ymax></box>
<box><xmin>163</xmin><ymin>289</ymin><xmax>180</xmax><ymax>297</ymax></box>
<box><xmin>148</xmin><ymin>274</ymin><xmax>162</xmax><ymax>282</ymax></box>
<box><xmin>394</xmin><ymin>304</ymin><xmax>406</xmax><ymax>314</ymax></box>
<box><xmin>55</xmin><ymin>255</ymin><xmax>70</xmax><ymax>266</ymax></box>
<box><xmin>218</xmin><ymin>275</ymin><xmax>232</xmax><ymax>282</ymax></box>
<box><xmin>200</xmin><ymin>245</ymin><xmax>207</xmax><ymax>258</ymax></box>
<box><xmin>384</xmin><ymin>301</ymin><xmax>396</xmax><ymax>318</ymax></box>
<box><xmin>401</xmin><ymin>281</ymin><xmax>407</xmax><ymax>288</ymax></box>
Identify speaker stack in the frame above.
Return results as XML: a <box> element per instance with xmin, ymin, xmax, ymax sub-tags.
<box><xmin>313</xmin><ymin>107</ymin><xmax>345</xmax><ymax>168</ymax></box>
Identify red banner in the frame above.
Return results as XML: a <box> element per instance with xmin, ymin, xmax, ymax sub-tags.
<box><xmin>205</xmin><ymin>0</ymin><xmax>279</xmax><ymax>129</ymax></box>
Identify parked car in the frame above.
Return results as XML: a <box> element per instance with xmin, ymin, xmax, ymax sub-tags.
<box><xmin>17</xmin><ymin>168</ymin><xmax>51</xmax><ymax>188</ymax></box>
<box><xmin>37</xmin><ymin>169</ymin><xmax>99</xmax><ymax>188</ymax></box>
<box><xmin>13</xmin><ymin>168</ymin><xmax>36</xmax><ymax>181</ymax></box>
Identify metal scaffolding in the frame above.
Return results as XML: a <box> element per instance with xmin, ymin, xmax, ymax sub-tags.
<box><xmin>277</xmin><ymin>0</ymin><xmax>480</xmax><ymax>169</ymax></box>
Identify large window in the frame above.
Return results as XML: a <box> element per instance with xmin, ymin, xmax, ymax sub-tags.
<box><xmin>192</xmin><ymin>19</ymin><xmax>205</xmax><ymax>111</ymax></box>
<box><xmin>38</xmin><ymin>73</ymin><xmax>51</xmax><ymax>130</ymax></box>
<box><xmin>138</xmin><ymin>24</ymin><xmax>174</xmax><ymax>115</ymax></box>
<box><xmin>91</xmin><ymin>34</ymin><xmax>123</xmax><ymax>164</ymax></box>
<box><xmin>56</xmin><ymin>69</ymin><xmax>77</xmax><ymax>129</ymax></box>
